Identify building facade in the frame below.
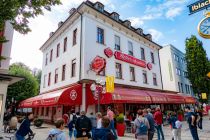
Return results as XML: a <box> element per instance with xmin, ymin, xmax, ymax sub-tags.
<box><xmin>159</xmin><ymin>44</ymin><xmax>194</xmax><ymax>95</ymax></box>
<box><xmin>20</xmin><ymin>1</ymin><xmax>196</xmax><ymax>122</ymax></box>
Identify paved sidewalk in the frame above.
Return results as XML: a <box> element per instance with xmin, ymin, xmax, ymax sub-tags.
<box><xmin>2</xmin><ymin>117</ymin><xmax>210</xmax><ymax>140</ymax></box>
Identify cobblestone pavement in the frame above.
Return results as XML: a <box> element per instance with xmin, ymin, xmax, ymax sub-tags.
<box><xmin>1</xmin><ymin>117</ymin><xmax>210</xmax><ymax>140</ymax></box>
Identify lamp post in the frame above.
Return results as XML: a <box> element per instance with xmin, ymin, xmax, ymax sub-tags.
<box><xmin>90</xmin><ymin>79</ymin><xmax>105</xmax><ymax>112</ymax></box>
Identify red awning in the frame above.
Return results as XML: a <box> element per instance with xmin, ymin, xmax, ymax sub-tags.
<box><xmin>146</xmin><ymin>91</ymin><xmax>168</xmax><ymax>104</ymax></box>
<box><xmin>100</xmin><ymin>87</ymin><xmax>152</xmax><ymax>104</ymax></box>
<box><xmin>19</xmin><ymin>84</ymin><xmax>82</xmax><ymax>108</ymax></box>
<box><xmin>165</xmin><ymin>93</ymin><xmax>185</xmax><ymax>104</ymax></box>
<box><xmin>184</xmin><ymin>96</ymin><xmax>196</xmax><ymax>104</ymax></box>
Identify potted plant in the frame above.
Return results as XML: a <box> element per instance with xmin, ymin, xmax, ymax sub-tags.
<box><xmin>177</xmin><ymin>110</ymin><xmax>184</xmax><ymax>121</ymax></box>
<box><xmin>34</xmin><ymin>118</ymin><xmax>44</xmax><ymax>127</ymax></box>
<box><xmin>116</xmin><ymin>113</ymin><xmax>125</xmax><ymax>136</ymax></box>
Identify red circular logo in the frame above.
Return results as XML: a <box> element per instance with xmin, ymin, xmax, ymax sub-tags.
<box><xmin>70</xmin><ymin>90</ymin><xmax>77</xmax><ymax>100</ymax></box>
<box><xmin>104</xmin><ymin>48</ymin><xmax>113</xmax><ymax>58</ymax></box>
<box><xmin>147</xmin><ymin>63</ymin><xmax>152</xmax><ymax>70</ymax></box>
<box><xmin>91</xmin><ymin>56</ymin><xmax>106</xmax><ymax>73</ymax></box>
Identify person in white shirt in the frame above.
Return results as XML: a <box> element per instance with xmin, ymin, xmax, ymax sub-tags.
<box><xmin>96</xmin><ymin>112</ymin><xmax>102</xmax><ymax>128</ymax></box>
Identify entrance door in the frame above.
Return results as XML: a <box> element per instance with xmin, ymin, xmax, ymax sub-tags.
<box><xmin>51</xmin><ymin>107</ymin><xmax>56</xmax><ymax>123</ymax></box>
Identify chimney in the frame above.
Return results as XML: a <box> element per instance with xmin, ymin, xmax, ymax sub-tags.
<box><xmin>69</xmin><ymin>8</ymin><xmax>76</xmax><ymax>15</ymax></box>
<box><xmin>58</xmin><ymin>21</ymin><xmax>63</xmax><ymax>28</ymax></box>
<box><xmin>49</xmin><ymin>32</ymin><xmax>54</xmax><ymax>37</ymax></box>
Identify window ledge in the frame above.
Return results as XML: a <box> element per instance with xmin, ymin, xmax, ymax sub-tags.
<box><xmin>130</xmin><ymin>80</ymin><xmax>136</xmax><ymax>82</ymax></box>
<box><xmin>96</xmin><ymin>41</ymin><xmax>106</xmax><ymax>46</ymax></box>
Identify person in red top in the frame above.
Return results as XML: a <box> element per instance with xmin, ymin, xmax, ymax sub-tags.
<box><xmin>154</xmin><ymin>107</ymin><xmax>165</xmax><ymax>140</ymax></box>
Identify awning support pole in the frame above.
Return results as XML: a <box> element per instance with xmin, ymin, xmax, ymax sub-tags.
<box><xmin>81</xmin><ymin>83</ymin><xmax>86</xmax><ymax>111</ymax></box>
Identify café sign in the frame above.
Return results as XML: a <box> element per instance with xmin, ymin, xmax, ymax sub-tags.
<box><xmin>188</xmin><ymin>0</ymin><xmax>210</xmax><ymax>15</ymax></box>
<box><xmin>91</xmin><ymin>56</ymin><xmax>106</xmax><ymax>73</ymax></box>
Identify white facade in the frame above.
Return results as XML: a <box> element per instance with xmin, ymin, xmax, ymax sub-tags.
<box><xmin>159</xmin><ymin>44</ymin><xmax>193</xmax><ymax>95</ymax></box>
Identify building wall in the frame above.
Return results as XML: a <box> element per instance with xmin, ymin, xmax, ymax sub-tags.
<box><xmin>82</xmin><ymin>13</ymin><xmax>162</xmax><ymax>89</ymax></box>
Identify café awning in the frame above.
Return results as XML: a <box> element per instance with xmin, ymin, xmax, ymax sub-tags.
<box><xmin>146</xmin><ymin>91</ymin><xmax>168</xmax><ymax>104</ymax></box>
<box><xmin>19</xmin><ymin>84</ymin><xmax>82</xmax><ymax>108</ymax></box>
<box><xmin>184</xmin><ymin>95</ymin><xmax>196</xmax><ymax>104</ymax></box>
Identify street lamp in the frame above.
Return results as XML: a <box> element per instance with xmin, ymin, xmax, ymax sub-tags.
<box><xmin>90</xmin><ymin>79</ymin><xmax>106</xmax><ymax>112</ymax></box>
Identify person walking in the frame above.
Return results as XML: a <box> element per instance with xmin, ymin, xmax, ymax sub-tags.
<box><xmin>15</xmin><ymin>113</ymin><xmax>34</xmax><ymax>140</ymax></box>
<box><xmin>75</xmin><ymin>111</ymin><xmax>92</xmax><ymax>140</ymax></box>
<box><xmin>154</xmin><ymin>107</ymin><xmax>165</xmax><ymax>140</ymax></box>
<box><xmin>48</xmin><ymin>119</ymin><xmax>66</xmax><ymax>140</ymax></box>
<box><xmin>96</xmin><ymin>112</ymin><xmax>102</xmax><ymax>128</ymax></box>
<box><xmin>143</xmin><ymin>109</ymin><xmax>155</xmax><ymax>140</ymax></box>
<box><xmin>89</xmin><ymin>112</ymin><xmax>97</xmax><ymax>129</ymax></box>
<box><xmin>107</xmin><ymin>106</ymin><xmax>118</xmax><ymax>139</ymax></box>
<box><xmin>185</xmin><ymin>106</ymin><xmax>199</xmax><ymax>140</ymax></box>
<box><xmin>167</xmin><ymin>112</ymin><xmax>181</xmax><ymax>140</ymax></box>
<box><xmin>134</xmin><ymin>109</ymin><xmax>150</xmax><ymax>140</ymax></box>
<box><xmin>92</xmin><ymin>116</ymin><xmax>115</xmax><ymax>140</ymax></box>
<box><xmin>196</xmin><ymin>109</ymin><xmax>203</xmax><ymax>130</ymax></box>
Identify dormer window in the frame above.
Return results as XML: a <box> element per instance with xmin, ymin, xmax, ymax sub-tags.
<box><xmin>146</xmin><ymin>34</ymin><xmax>152</xmax><ymax>40</ymax></box>
<box><xmin>123</xmin><ymin>20</ymin><xmax>131</xmax><ymax>28</ymax></box>
<box><xmin>135</xmin><ymin>28</ymin><xmax>143</xmax><ymax>35</ymax></box>
<box><xmin>110</xmin><ymin>12</ymin><xmax>119</xmax><ymax>21</ymax></box>
<box><xmin>94</xmin><ymin>2</ymin><xmax>104</xmax><ymax>12</ymax></box>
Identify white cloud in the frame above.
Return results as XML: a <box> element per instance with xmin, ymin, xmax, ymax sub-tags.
<box><xmin>141</xmin><ymin>13</ymin><xmax>162</xmax><ymax>20</ymax></box>
<box><xmin>166</xmin><ymin>7</ymin><xmax>182</xmax><ymax>20</ymax></box>
<box><xmin>128</xmin><ymin>17</ymin><xmax>144</xmax><ymax>27</ymax></box>
<box><xmin>147</xmin><ymin>29</ymin><xmax>163</xmax><ymax>41</ymax></box>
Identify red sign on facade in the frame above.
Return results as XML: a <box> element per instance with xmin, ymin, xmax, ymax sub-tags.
<box><xmin>147</xmin><ymin>63</ymin><xmax>152</xmax><ymax>70</ymax></box>
<box><xmin>104</xmin><ymin>47</ymin><xmax>113</xmax><ymax>58</ymax></box>
<box><xmin>114</xmin><ymin>51</ymin><xmax>146</xmax><ymax>68</ymax></box>
<box><xmin>91</xmin><ymin>56</ymin><xmax>106</xmax><ymax>73</ymax></box>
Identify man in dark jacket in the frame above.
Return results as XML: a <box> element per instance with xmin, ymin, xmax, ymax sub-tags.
<box><xmin>75</xmin><ymin>111</ymin><xmax>92</xmax><ymax>140</ymax></box>
<box><xmin>92</xmin><ymin>116</ymin><xmax>115</xmax><ymax>140</ymax></box>
<box><xmin>16</xmin><ymin>113</ymin><xmax>34</xmax><ymax>140</ymax></box>
<box><xmin>143</xmin><ymin>109</ymin><xmax>155</xmax><ymax>140</ymax></box>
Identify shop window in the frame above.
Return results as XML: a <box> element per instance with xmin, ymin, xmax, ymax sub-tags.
<box><xmin>48</xmin><ymin>72</ymin><xmax>51</xmax><ymax>86</ymax></box>
<box><xmin>36</xmin><ymin>107</ymin><xmax>39</xmax><ymax>115</ymax></box>
<box><xmin>62</xmin><ymin>64</ymin><xmax>66</xmax><ymax>81</ymax></box>
<box><xmin>50</xmin><ymin>49</ymin><xmax>53</xmax><ymax>62</ymax></box>
<box><xmin>73</xmin><ymin>28</ymin><xmax>77</xmax><ymax>46</ymax></box>
<box><xmin>56</xmin><ymin>43</ymin><xmax>60</xmax><ymax>57</ymax></box>
<box><xmin>71</xmin><ymin>59</ymin><xmax>76</xmax><ymax>77</ymax></box>
<box><xmin>143</xmin><ymin>70</ymin><xmax>147</xmax><ymax>84</ymax></box>
<box><xmin>45</xmin><ymin>107</ymin><xmax>49</xmax><ymax>116</ymax></box>
<box><xmin>55</xmin><ymin>68</ymin><xmax>58</xmax><ymax>83</ymax></box>
<box><xmin>45</xmin><ymin>53</ymin><xmax>48</xmax><ymax>66</ymax></box>
<box><xmin>115</xmin><ymin>63</ymin><xmax>122</xmax><ymax>79</ymax></box>
<box><xmin>43</xmin><ymin>75</ymin><xmax>47</xmax><ymax>88</ymax></box>
<box><xmin>130</xmin><ymin>67</ymin><xmax>135</xmax><ymax>81</ymax></box>
<box><xmin>128</xmin><ymin>41</ymin><xmax>133</xmax><ymax>56</ymax></box>
<box><xmin>153</xmin><ymin>73</ymin><xmax>157</xmax><ymax>86</ymax></box>
<box><xmin>141</xmin><ymin>47</ymin><xmax>145</xmax><ymax>60</ymax></box>
<box><xmin>115</xmin><ymin>35</ymin><xmax>120</xmax><ymax>50</ymax></box>
<box><xmin>97</xmin><ymin>27</ymin><xmax>104</xmax><ymax>44</ymax></box>
<box><xmin>64</xmin><ymin>37</ymin><xmax>67</xmax><ymax>52</ymax></box>
<box><xmin>151</xmin><ymin>52</ymin><xmax>155</xmax><ymax>63</ymax></box>
<box><xmin>41</xmin><ymin>107</ymin><xmax>44</xmax><ymax>116</ymax></box>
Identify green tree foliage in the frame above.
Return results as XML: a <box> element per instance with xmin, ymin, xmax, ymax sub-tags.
<box><xmin>7</xmin><ymin>63</ymin><xmax>39</xmax><ymax>102</ymax></box>
<box><xmin>0</xmin><ymin>0</ymin><xmax>61</xmax><ymax>60</ymax></box>
<box><xmin>185</xmin><ymin>35</ymin><xmax>210</xmax><ymax>101</ymax></box>
<box><xmin>35</xmin><ymin>70</ymin><xmax>42</xmax><ymax>93</ymax></box>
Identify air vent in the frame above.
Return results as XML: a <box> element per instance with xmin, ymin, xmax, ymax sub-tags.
<box><xmin>49</xmin><ymin>32</ymin><xmax>54</xmax><ymax>37</ymax></box>
<box><xmin>69</xmin><ymin>8</ymin><xmax>76</xmax><ymax>15</ymax></box>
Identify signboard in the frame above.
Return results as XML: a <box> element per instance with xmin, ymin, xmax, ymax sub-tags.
<box><xmin>207</xmin><ymin>72</ymin><xmax>210</xmax><ymax>78</ymax></box>
<box><xmin>114</xmin><ymin>51</ymin><xmax>146</xmax><ymax>68</ymax></box>
<box><xmin>91</xmin><ymin>56</ymin><xmax>106</xmax><ymax>73</ymax></box>
<box><xmin>147</xmin><ymin>63</ymin><xmax>152</xmax><ymax>70</ymax></box>
<box><xmin>202</xmin><ymin>93</ymin><xmax>207</xmax><ymax>99</ymax></box>
<box><xmin>104</xmin><ymin>48</ymin><xmax>113</xmax><ymax>58</ymax></box>
<box><xmin>106</xmin><ymin>76</ymin><xmax>115</xmax><ymax>93</ymax></box>
<box><xmin>188</xmin><ymin>0</ymin><xmax>210</xmax><ymax>15</ymax></box>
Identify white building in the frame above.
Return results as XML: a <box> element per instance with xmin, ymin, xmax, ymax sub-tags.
<box><xmin>0</xmin><ymin>22</ymin><xmax>23</xmax><ymax>128</ymax></box>
<box><xmin>20</xmin><ymin>1</ymin><xmax>195</xmax><ymax>121</ymax></box>
<box><xmin>159</xmin><ymin>44</ymin><xmax>194</xmax><ymax>95</ymax></box>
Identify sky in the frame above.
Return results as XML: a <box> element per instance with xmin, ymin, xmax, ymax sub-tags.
<box><xmin>11</xmin><ymin>0</ymin><xmax>210</xmax><ymax>69</ymax></box>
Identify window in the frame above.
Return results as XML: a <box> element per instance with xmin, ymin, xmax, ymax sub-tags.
<box><xmin>181</xmin><ymin>83</ymin><xmax>183</xmax><ymax>93</ymax></box>
<box><xmin>97</xmin><ymin>68</ymin><xmax>105</xmax><ymax>76</ymax></box>
<box><xmin>41</xmin><ymin>107</ymin><xmax>44</xmax><ymax>116</ymax></box>
<box><xmin>97</xmin><ymin>27</ymin><xmax>104</xmax><ymax>44</ymax></box>
<box><xmin>54</xmin><ymin>68</ymin><xmax>58</xmax><ymax>83</ymax></box>
<box><xmin>45</xmin><ymin>107</ymin><xmax>49</xmax><ymax>116</ymax></box>
<box><xmin>73</xmin><ymin>29</ymin><xmax>77</xmax><ymax>46</ymax></box>
<box><xmin>174</xmin><ymin>54</ymin><xmax>179</xmax><ymax>62</ymax></box>
<box><xmin>97</xmin><ymin>4</ymin><xmax>104</xmax><ymax>12</ymax></box>
<box><xmin>115</xmin><ymin>63</ymin><xmax>122</xmax><ymax>79</ymax></box>
<box><xmin>183</xmin><ymin>71</ymin><xmax>188</xmax><ymax>77</ymax></box>
<box><xmin>143</xmin><ymin>70</ymin><xmax>148</xmax><ymax>84</ymax></box>
<box><xmin>48</xmin><ymin>72</ymin><xmax>51</xmax><ymax>86</ymax></box>
<box><xmin>62</xmin><ymin>64</ymin><xmax>66</xmax><ymax>81</ymax></box>
<box><xmin>130</xmin><ymin>67</ymin><xmax>135</xmax><ymax>81</ymax></box>
<box><xmin>45</xmin><ymin>53</ymin><xmax>48</xmax><ymax>66</ymax></box>
<box><xmin>151</xmin><ymin>52</ymin><xmax>155</xmax><ymax>63</ymax></box>
<box><xmin>176</xmin><ymin>68</ymin><xmax>181</xmax><ymax>76</ymax></box>
<box><xmin>115</xmin><ymin>35</ymin><xmax>120</xmax><ymax>50</ymax></box>
<box><xmin>140</xmin><ymin>48</ymin><xmax>145</xmax><ymax>60</ymax></box>
<box><xmin>185</xmin><ymin>84</ymin><xmax>189</xmax><ymax>94</ymax></box>
<box><xmin>56</xmin><ymin>43</ymin><xmax>60</xmax><ymax>57</ymax></box>
<box><xmin>128</xmin><ymin>41</ymin><xmax>133</xmax><ymax>56</ymax></box>
<box><xmin>64</xmin><ymin>37</ymin><xmax>67</xmax><ymax>52</ymax></box>
<box><xmin>153</xmin><ymin>73</ymin><xmax>157</xmax><ymax>86</ymax></box>
<box><xmin>178</xmin><ymin>82</ymin><xmax>181</xmax><ymax>92</ymax></box>
<box><xmin>50</xmin><ymin>49</ymin><xmax>53</xmax><ymax>62</ymax></box>
<box><xmin>43</xmin><ymin>75</ymin><xmax>47</xmax><ymax>88</ymax></box>
<box><xmin>71</xmin><ymin>59</ymin><xmax>76</xmax><ymax>77</ymax></box>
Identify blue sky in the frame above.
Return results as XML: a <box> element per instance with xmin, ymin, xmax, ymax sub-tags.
<box><xmin>11</xmin><ymin>0</ymin><xmax>210</xmax><ymax>69</ymax></box>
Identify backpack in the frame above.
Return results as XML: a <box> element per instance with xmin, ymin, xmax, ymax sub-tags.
<box><xmin>137</xmin><ymin>119</ymin><xmax>148</xmax><ymax>135</ymax></box>
<box><xmin>46</xmin><ymin>132</ymin><xmax>62</xmax><ymax>140</ymax></box>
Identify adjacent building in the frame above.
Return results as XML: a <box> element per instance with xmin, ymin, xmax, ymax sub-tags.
<box><xmin>159</xmin><ymin>44</ymin><xmax>194</xmax><ymax>95</ymax></box>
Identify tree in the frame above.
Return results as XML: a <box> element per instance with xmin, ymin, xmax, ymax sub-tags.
<box><xmin>0</xmin><ymin>0</ymin><xmax>61</xmax><ymax>60</ymax></box>
<box><xmin>35</xmin><ymin>69</ymin><xmax>42</xmax><ymax>93</ymax></box>
<box><xmin>7</xmin><ymin>63</ymin><xmax>39</xmax><ymax>102</ymax></box>
<box><xmin>185</xmin><ymin>35</ymin><xmax>210</xmax><ymax>102</ymax></box>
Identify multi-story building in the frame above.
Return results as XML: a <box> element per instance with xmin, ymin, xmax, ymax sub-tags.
<box><xmin>20</xmin><ymin>1</ymin><xmax>195</xmax><ymax>121</ymax></box>
<box><xmin>0</xmin><ymin>22</ymin><xmax>23</xmax><ymax>128</ymax></box>
<box><xmin>159</xmin><ymin>44</ymin><xmax>194</xmax><ymax>95</ymax></box>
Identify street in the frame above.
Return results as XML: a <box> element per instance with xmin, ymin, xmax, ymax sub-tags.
<box><xmin>2</xmin><ymin>117</ymin><xmax>210</xmax><ymax>140</ymax></box>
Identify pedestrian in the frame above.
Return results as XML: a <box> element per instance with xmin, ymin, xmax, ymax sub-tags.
<box><xmin>15</xmin><ymin>113</ymin><xmax>34</xmax><ymax>140</ymax></box>
<box><xmin>96</xmin><ymin>112</ymin><xmax>102</xmax><ymax>128</ymax></box>
<box><xmin>107</xmin><ymin>106</ymin><xmax>118</xmax><ymax>139</ymax></box>
<box><xmin>68</xmin><ymin>116</ymin><xmax>76</xmax><ymax>140</ymax></box>
<box><xmin>154</xmin><ymin>107</ymin><xmax>165</xmax><ymax>140</ymax></box>
<box><xmin>196</xmin><ymin>109</ymin><xmax>203</xmax><ymax>130</ymax></box>
<box><xmin>89</xmin><ymin>112</ymin><xmax>97</xmax><ymax>129</ymax></box>
<box><xmin>134</xmin><ymin>109</ymin><xmax>150</xmax><ymax>140</ymax></box>
<box><xmin>3</xmin><ymin>108</ymin><xmax>12</xmax><ymax>132</ymax></box>
<box><xmin>167</xmin><ymin>112</ymin><xmax>181</xmax><ymax>140</ymax></box>
<box><xmin>75</xmin><ymin>111</ymin><xmax>92</xmax><ymax>140</ymax></box>
<box><xmin>92</xmin><ymin>116</ymin><xmax>115</xmax><ymax>140</ymax></box>
<box><xmin>147</xmin><ymin>108</ymin><xmax>153</xmax><ymax>118</ymax></box>
<box><xmin>143</xmin><ymin>109</ymin><xmax>155</xmax><ymax>140</ymax></box>
<box><xmin>185</xmin><ymin>106</ymin><xmax>199</xmax><ymax>140</ymax></box>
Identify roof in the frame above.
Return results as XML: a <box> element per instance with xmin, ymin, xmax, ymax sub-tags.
<box><xmin>0</xmin><ymin>73</ymin><xmax>24</xmax><ymax>85</ymax></box>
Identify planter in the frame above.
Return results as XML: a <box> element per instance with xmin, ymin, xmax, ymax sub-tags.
<box><xmin>116</xmin><ymin>123</ymin><xmax>125</xmax><ymax>136</ymax></box>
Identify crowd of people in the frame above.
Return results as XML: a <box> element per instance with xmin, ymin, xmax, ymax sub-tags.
<box><xmin>3</xmin><ymin>105</ymin><xmax>204</xmax><ymax>140</ymax></box>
